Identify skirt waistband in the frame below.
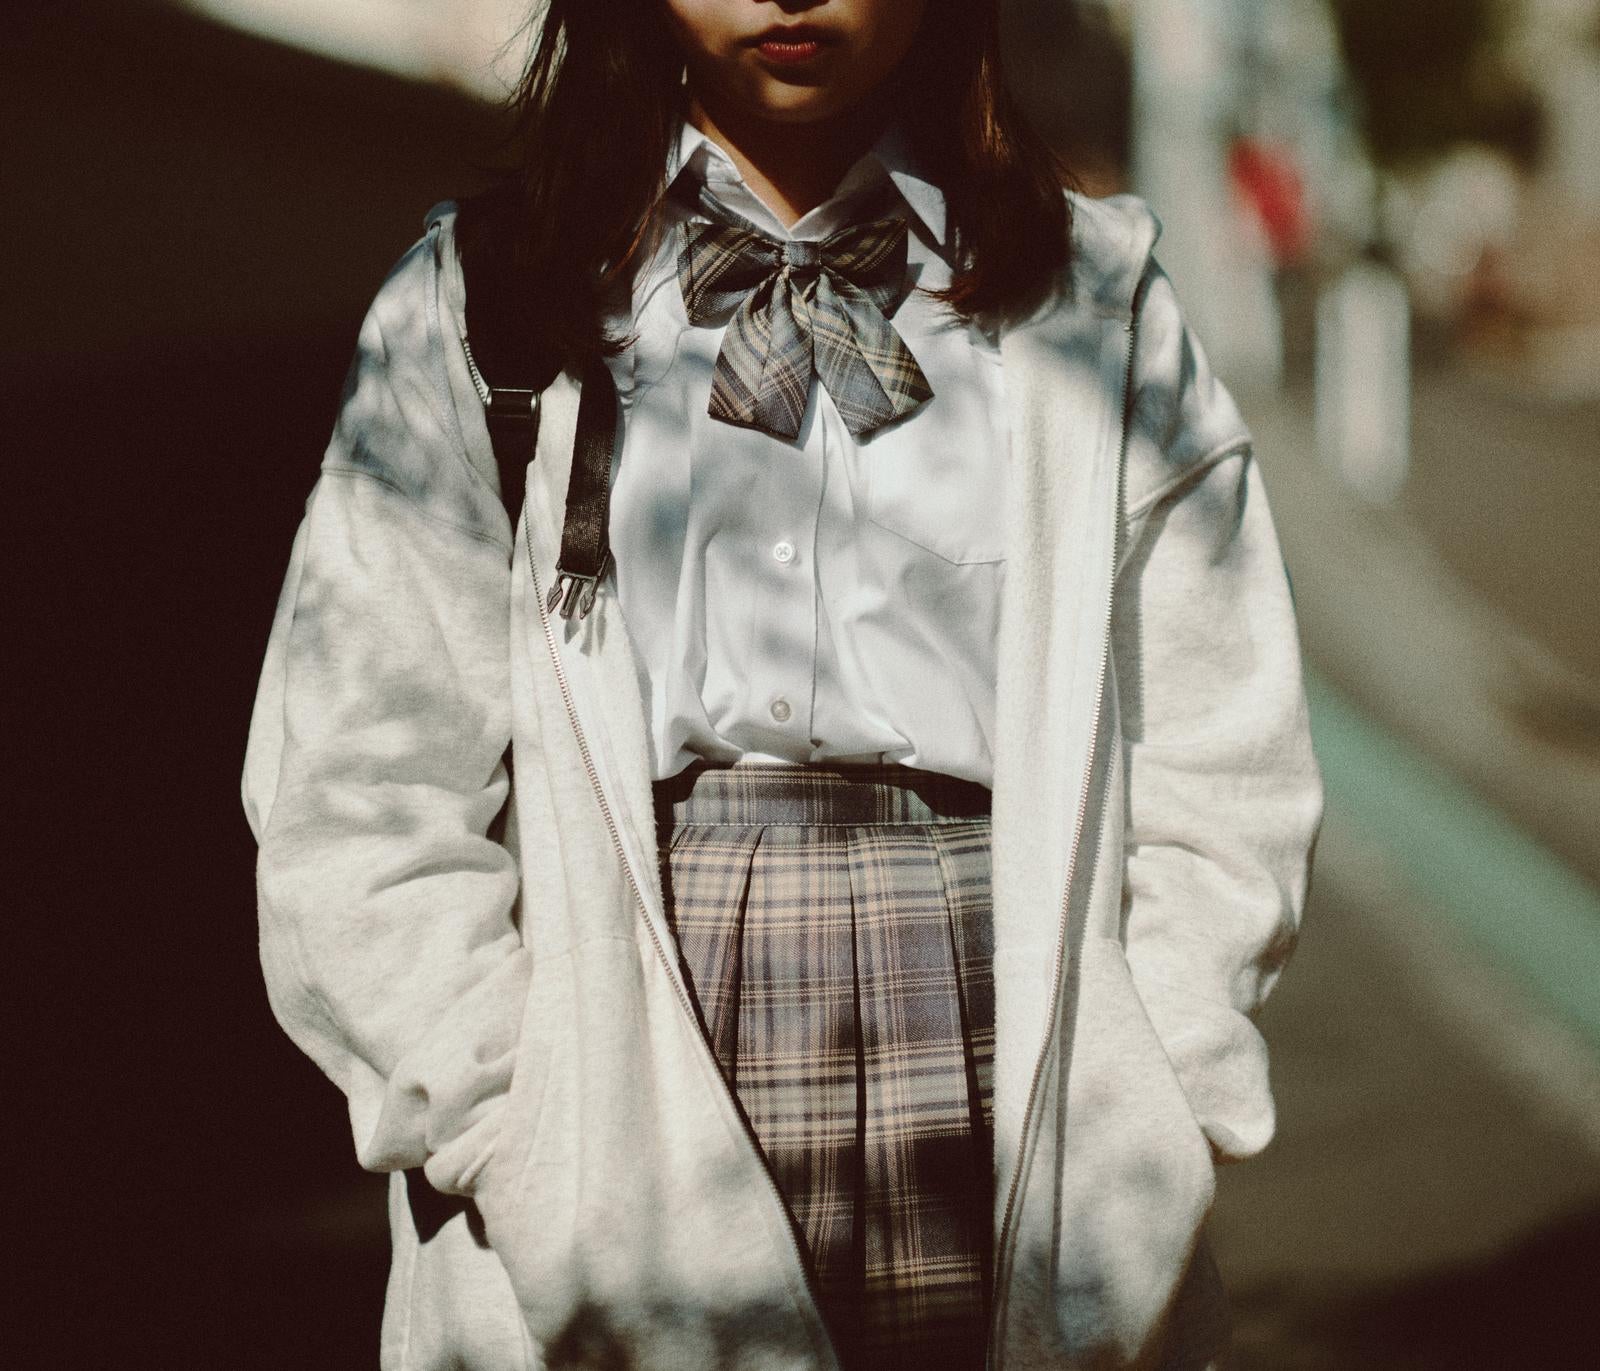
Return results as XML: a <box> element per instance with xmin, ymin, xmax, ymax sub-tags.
<box><xmin>653</xmin><ymin>761</ymin><xmax>992</xmax><ymax>827</ymax></box>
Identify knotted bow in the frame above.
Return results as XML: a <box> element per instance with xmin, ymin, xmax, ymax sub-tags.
<box><xmin>676</xmin><ymin>211</ymin><xmax>933</xmax><ymax>440</ymax></box>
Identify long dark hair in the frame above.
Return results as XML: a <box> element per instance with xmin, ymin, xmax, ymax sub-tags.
<box><xmin>472</xmin><ymin>0</ymin><xmax>1073</xmax><ymax>381</ymax></box>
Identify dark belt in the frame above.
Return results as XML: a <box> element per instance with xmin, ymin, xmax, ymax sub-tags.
<box><xmin>653</xmin><ymin>761</ymin><xmax>992</xmax><ymax>829</ymax></box>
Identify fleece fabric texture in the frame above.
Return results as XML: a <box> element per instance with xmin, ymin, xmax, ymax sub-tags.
<box><xmin>242</xmin><ymin>188</ymin><xmax>1323</xmax><ymax>1371</ymax></box>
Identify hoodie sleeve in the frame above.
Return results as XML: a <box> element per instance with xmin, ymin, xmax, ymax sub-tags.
<box><xmin>241</xmin><ymin>221</ymin><xmax>528</xmax><ymax>1198</ymax></box>
<box><xmin>1112</xmin><ymin>258</ymin><xmax>1324</xmax><ymax>1163</ymax></box>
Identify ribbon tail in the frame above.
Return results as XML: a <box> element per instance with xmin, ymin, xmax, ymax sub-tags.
<box><xmin>814</xmin><ymin>276</ymin><xmax>933</xmax><ymax>439</ymax></box>
<box><xmin>709</xmin><ymin>274</ymin><xmax>812</xmax><ymax>440</ymax></box>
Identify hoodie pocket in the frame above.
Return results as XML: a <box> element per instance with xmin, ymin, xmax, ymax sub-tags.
<box><xmin>467</xmin><ymin>948</ymin><xmax>569</xmax><ymax>1258</ymax></box>
<box><xmin>388</xmin><ymin>1172</ymin><xmax>537</xmax><ymax>1371</ymax></box>
<box><xmin>1077</xmin><ymin>935</ymin><xmax>1214</xmax><ymax>1179</ymax></box>
<box><xmin>1043</xmin><ymin>935</ymin><xmax>1218</xmax><ymax>1357</ymax></box>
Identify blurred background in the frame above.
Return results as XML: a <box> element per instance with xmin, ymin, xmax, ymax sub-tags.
<box><xmin>10</xmin><ymin>0</ymin><xmax>1597</xmax><ymax>1366</ymax></box>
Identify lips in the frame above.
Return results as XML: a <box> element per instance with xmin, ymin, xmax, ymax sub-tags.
<box><xmin>750</xmin><ymin>25</ymin><xmax>833</xmax><ymax>66</ymax></box>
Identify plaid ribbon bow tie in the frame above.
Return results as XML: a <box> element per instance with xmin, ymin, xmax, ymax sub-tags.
<box><xmin>676</xmin><ymin>211</ymin><xmax>933</xmax><ymax>441</ymax></box>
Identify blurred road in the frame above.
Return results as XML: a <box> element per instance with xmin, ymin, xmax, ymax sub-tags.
<box><xmin>1405</xmin><ymin>359</ymin><xmax>1600</xmax><ymax>691</ymax></box>
<box><xmin>1233</xmin><ymin>379</ymin><xmax>1600</xmax><ymax>894</ymax></box>
<box><xmin>1213</xmin><ymin>814</ymin><xmax>1600</xmax><ymax>1370</ymax></box>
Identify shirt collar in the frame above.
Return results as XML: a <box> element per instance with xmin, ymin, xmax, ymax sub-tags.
<box><xmin>668</xmin><ymin>119</ymin><xmax>949</xmax><ymax>250</ymax></box>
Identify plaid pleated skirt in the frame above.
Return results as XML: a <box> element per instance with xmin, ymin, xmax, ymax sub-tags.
<box><xmin>653</xmin><ymin>761</ymin><xmax>996</xmax><ymax>1370</ymax></box>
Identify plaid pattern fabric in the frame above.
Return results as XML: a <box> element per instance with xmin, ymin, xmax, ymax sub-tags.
<box><xmin>655</xmin><ymin>764</ymin><xmax>995</xmax><ymax>1370</ymax></box>
<box><xmin>676</xmin><ymin>213</ymin><xmax>935</xmax><ymax>441</ymax></box>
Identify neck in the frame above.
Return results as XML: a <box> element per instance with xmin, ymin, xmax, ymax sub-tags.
<box><xmin>687</xmin><ymin>90</ymin><xmax>894</xmax><ymax>228</ymax></box>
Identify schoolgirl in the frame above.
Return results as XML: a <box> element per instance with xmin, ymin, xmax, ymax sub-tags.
<box><xmin>243</xmin><ymin>2</ymin><xmax>1323</xmax><ymax>1369</ymax></box>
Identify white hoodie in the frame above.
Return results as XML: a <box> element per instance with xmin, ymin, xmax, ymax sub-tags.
<box><xmin>243</xmin><ymin>189</ymin><xmax>1323</xmax><ymax>1371</ymax></box>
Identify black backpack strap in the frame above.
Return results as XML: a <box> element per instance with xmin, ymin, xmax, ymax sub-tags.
<box><xmin>456</xmin><ymin>185</ymin><xmax>551</xmax><ymax>529</ymax></box>
<box><xmin>545</xmin><ymin>354</ymin><xmax>618</xmax><ymax>620</ymax></box>
<box><xmin>482</xmin><ymin>386</ymin><xmax>539</xmax><ymax>527</ymax></box>
<box><xmin>455</xmin><ymin>188</ymin><xmax>619</xmax><ymax>619</ymax></box>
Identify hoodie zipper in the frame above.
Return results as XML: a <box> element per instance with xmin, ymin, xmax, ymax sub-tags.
<box><xmin>520</xmin><ymin>500</ymin><xmax>834</xmax><ymax>1362</ymax></box>
<box><xmin>462</xmin><ymin>332</ymin><xmax>492</xmax><ymax>406</ymax></box>
<box><xmin>986</xmin><ymin>314</ymin><xmax>1137</xmax><ymax>1369</ymax></box>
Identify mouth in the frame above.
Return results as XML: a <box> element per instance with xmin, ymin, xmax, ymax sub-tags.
<box><xmin>748</xmin><ymin>25</ymin><xmax>835</xmax><ymax>67</ymax></box>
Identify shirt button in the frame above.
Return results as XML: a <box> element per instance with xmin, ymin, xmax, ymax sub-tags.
<box><xmin>770</xmin><ymin>698</ymin><xmax>792</xmax><ymax>723</ymax></box>
<box><xmin>772</xmin><ymin>540</ymin><xmax>795</xmax><ymax>565</ymax></box>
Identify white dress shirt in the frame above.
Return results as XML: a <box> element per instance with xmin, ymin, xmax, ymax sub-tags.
<box><xmin>604</xmin><ymin>122</ymin><xmax>1009</xmax><ymax>787</ymax></box>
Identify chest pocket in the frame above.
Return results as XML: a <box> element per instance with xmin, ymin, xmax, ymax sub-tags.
<box><xmin>860</xmin><ymin>337</ymin><xmax>1009</xmax><ymax>565</ymax></box>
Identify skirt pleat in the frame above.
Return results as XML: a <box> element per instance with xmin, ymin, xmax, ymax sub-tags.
<box><xmin>656</xmin><ymin>763</ymin><xmax>995</xmax><ymax>1370</ymax></box>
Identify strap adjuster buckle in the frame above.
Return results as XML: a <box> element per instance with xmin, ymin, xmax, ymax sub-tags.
<box><xmin>488</xmin><ymin>387</ymin><xmax>539</xmax><ymax>422</ymax></box>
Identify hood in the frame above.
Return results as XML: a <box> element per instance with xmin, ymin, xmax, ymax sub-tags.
<box><xmin>1064</xmin><ymin>189</ymin><xmax>1164</xmax><ymax>320</ymax></box>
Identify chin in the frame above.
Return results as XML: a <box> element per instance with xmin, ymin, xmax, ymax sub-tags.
<box><xmin>747</xmin><ymin>83</ymin><xmax>857</xmax><ymax>125</ymax></box>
